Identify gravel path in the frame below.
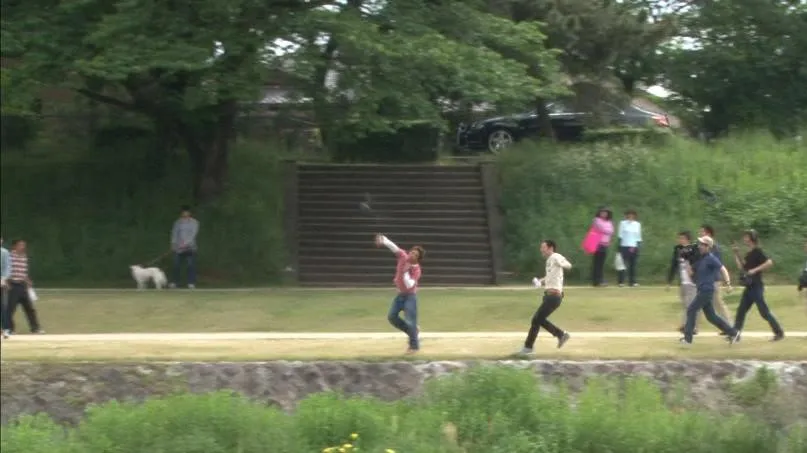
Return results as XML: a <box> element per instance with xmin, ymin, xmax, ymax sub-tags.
<box><xmin>5</xmin><ymin>331</ymin><xmax>806</xmax><ymax>342</ymax></box>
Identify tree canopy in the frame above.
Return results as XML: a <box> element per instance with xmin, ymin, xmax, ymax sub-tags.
<box><xmin>2</xmin><ymin>0</ymin><xmax>805</xmax><ymax>200</ymax></box>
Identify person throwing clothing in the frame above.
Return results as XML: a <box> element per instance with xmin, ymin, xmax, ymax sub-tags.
<box><xmin>518</xmin><ymin>240</ymin><xmax>572</xmax><ymax>355</ymax></box>
<box><xmin>730</xmin><ymin>230</ymin><xmax>784</xmax><ymax>342</ymax></box>
<box><xmin>375</xmin><ymin>234</ymin><xmax>425</xmax><ymax>354</ymax></box>
<box><xmin>680</xmin><ymin>236</ymin><xmax>739</xmax><ymax>346</ymax></box>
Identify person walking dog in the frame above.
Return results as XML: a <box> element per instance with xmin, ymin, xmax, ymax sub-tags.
<box><xmin>730</xmin><ymin>230</ymin><xmax>784</xmax><ymax>342</ymax></box>
<box><xmin>680</xmin><ymin>236</ymin><xmax>739</xmax><ymax>346</ymax></box>
<box><xmin>170</xmin><ymin>205</ymin><xmax>200</xmax><ymax>289</ymax></box>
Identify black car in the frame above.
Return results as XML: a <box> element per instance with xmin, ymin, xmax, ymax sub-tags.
<box><xmin>456</xmin><ymin>101</ymin><xmax>670</xmax><ymax>153</ymax></box>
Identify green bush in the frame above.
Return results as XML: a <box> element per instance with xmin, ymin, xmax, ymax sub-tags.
<box><xmin>2</xmin><ymin>367</ymin><xmax>804</xmax><ymax>453</ymax></box>
<box><xmin>0</xmin><ymin>140</ymin><xmax>287</xmax><ymax>286</ymax></box>
<box><xmin>329</xmin><ymin>120</ymin><xmax>441</xmax><ymax>163</ymax></box>
<box><xmin>498</xmin><ymin>131</ymin><xmax>807</xmax><ymax>283</ymax></box>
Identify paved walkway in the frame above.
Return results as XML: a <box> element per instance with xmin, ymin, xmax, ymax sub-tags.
<box><xmin>32</xmin><ymin>285</ymin><xmax>803</xmax><ymax>293</ymax></box>
<box><xmin>6</xmin><ymin>331</ymin><xmax>807</xmax><ymax>342</ymax></box>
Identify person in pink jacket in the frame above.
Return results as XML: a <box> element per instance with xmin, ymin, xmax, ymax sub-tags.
<box><xmin>590</xmin><ymin>207</ymin><xmax>614</xmax><ymax>287</ymax></box>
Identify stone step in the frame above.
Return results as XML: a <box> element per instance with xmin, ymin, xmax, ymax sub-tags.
<box><xmin>298</xmin><ymin>264</ymin><xmax>492</xmax><ymax>276</ymax></box>
<box><xmin>298</xmin><ymin>209</ymin><xmax>487</xmax><ymax>220</ymax></box>
<box><xmin>297</xmin><ymin>247</ymin><xmax>492</xmax><ymax>260</ymax></box>
<box><xmin>298</xmin><ymin>255</ymin><xmax>493</xmax><ymax>266</ymax></box>
<box><xmin>299</xmin><ymin>200</ymin><xmax>486</xmax><ymax>213</ymax></box>
<box><xmin>299</xmin><ymin>164</ymin><xmax>480</xmax><ymax>174</ymax></box>
<box><xmin>296</xmin><ymin>216</ymin><xmax>489</xmax><ymax>227</ymax></box>
<box><xmin>297</xmin><ymin>173</ymin><xmax>482</xmax><ymax>185</ymax></box>
<box><xmin>298</xmin><ymin>185</ymin><xmax>484</xmax><ymax>195</ymax></box>
<box><xmin>298</xmin><ymin>192</ymin><xmax>484</xmax><ymax>203</ymax></box>
<box><xmin>298</xmin><ymin>272</ymin><xmax>494</xmax><ymax>285</ymax></box>
<box><xmin>298</xmin><ymin>231</ymin><xmax>489</xmax><ymax>243</ymax></box>
<box><xmin>297</xmin><ymin>222</ymin><xmax>488</xmax><ymax>235</ymax></box>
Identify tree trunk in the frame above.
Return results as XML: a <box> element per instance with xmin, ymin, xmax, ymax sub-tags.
<box><xmin>180</xmin><ymin>100</ymin><xmax>238</xmax><ymax>203</ymax></box>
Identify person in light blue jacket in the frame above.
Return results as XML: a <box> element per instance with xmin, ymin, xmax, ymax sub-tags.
<box><xmin>617</xmin><ymin>209</ymin><xmax>642</xmax><ymax>287</ymax></box>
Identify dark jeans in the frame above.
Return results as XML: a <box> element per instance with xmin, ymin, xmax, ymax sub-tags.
<box><xmin>388</xmin><ymin>292</ymin><xmax>419</xmax><ymax>350</ymax></box>
<box><xmin>618</xmin><ymin>246</ymin><xmax>639</xmax><ymax>285</ymax></box>
<box><xmin>524</xmin><ymin>292</ymin><xmax>564</xmax><ymax>348</ymax></box>
<box><xmin>684</xmin><ymin>289</ymin><xmax>736</xmax><ymax>343</ymax></box>
<box><xmin>172</xmin><ymin>250</ymin><xmax>197</xmax><ymax>286</ymax></box>
<box><xmin>591</xmin><ymin>245</ymin><xmax>608</xmax><ymax>286</ymax></box>
<box><xmin>2</xmin><ymin>282</ymin><xmax>41</xmax><ymax>333</ymax></box>
<box><xmin>734</xmin><ymin>284</ymin><xmax>784</xmax><ymax>336</ymax></box>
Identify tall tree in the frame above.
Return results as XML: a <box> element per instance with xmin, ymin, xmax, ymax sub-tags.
<box><xmin>282</xmin><ymin>0</ymin><xmax>565</xmax><ymax>140</ymax></box>
<box><xmin>659</xmin><ymin>0</ymin><xmax>807</xmax><ymax>138</ymax></box>
<box><xmin>1</xmin><ymin>0</ymin><xmax>330</xmax><ymax>202</ymax></box>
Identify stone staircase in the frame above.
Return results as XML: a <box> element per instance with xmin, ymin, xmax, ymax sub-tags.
<box><xmin>286</xmin><ymin>163</ymin><xmax>502</xmax><ymax>286</ymax></box>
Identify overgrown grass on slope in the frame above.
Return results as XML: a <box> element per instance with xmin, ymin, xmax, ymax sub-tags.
<box><xmin>0</xmin><ymin>141</ymin><xmax>287</xmax><ymax>286</ymax></box>
<box><xmin>498</xmin><ymin>131</ymin><xmax>807</xmax><ymax>282</ymax></box>
<box><xmin>2</xmin><ymin>366</ymin><xmax>805</xmax><ymax>453</ymax></box>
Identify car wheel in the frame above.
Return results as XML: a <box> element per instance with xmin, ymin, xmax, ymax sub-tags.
<box><xmin>487</xmin><ymin>128</ymin><xmax>514</xmax><ymax>153</ymax></box>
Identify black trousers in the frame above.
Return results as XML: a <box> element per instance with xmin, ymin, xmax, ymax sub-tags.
<box><xmin>2</xmin><ymin>282</ymin><xmax>41</xmax><ymax>333</ymax></box>
<box><xmin>734</xmin><ymin>283</ymin><xmax>784</xmax><ymax>336</ymax></box>
<box><xmin>524</xmin><ymin>292</ymin><xmax>564</xmax><ymax>348</ymax></box>
<box><xmin>591</xmin><ymin>245</ymin><xmax>608</xmax><ymax>286</ymax></box>
<box><xmin>618</xmin><ymin>246</ymin><xmax>639</xmax><ymax>285</ymax></box>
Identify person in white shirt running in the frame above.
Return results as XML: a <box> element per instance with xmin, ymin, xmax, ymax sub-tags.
<box><xmin>518</xmin><ymin>240</ymin><xmax>572</xmax><ymax>355</ymax></box>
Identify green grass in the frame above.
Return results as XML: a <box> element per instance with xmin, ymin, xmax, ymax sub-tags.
<box><xmin>499</xmin><ymin>131</ymin><xmax>807</xmax><ymax>282</ymax></box>
<box><xmin>2</xmin><ymin>367</ymin><xmax>805</xmax><ymax>453</ymax></box>
<box><xmin>12</xmin><ymin>287</ymin><xmax>807</xmax><ymax>334</ymax></box>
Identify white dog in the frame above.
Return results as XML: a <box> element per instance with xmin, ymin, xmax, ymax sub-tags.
<box><xmin>130</xmin><ymin>265</ymin><xmax>168</xmax><ymax>290</ymax></box>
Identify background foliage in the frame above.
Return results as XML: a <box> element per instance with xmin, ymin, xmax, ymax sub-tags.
<box><xmin>498</xmin><ymin>132</ymin><xmax>807</xmax><ymax>283</ymax></box>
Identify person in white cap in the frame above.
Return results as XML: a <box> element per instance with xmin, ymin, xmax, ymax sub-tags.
<box><xmin>681</xmin><ymin>236</ymin><xmax>740</xmax><ymax>346</ymax></box>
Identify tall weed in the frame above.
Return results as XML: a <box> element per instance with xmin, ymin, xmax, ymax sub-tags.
<box><xmin>498</xmin><ymin>131</ymin><xmax>807</xmax><ymax>281</ymax></box>
<box><xmin>2</xmin><ymin>366</ymin><xmax>803</xmax><ymax>453</ymax></box>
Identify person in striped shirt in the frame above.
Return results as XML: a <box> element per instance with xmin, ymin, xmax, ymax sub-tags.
<box><xmin>2</xmin><ymin>239</ymin><xmax>43</xmax><ymax>337</ymax></box>
<box><xmin>518</xmin><ymin>240</ymin><xmax>572</xmax><ymax>355</ymax></box>
<box><xmin>1</xmin><ymin>236</ymin><xmax>10</xmax><ymax>339</ymax></box>
<box><xmin>375</xmin><ymin>234</ymin><xmax>424</xmax><ymax>354</ymax></box>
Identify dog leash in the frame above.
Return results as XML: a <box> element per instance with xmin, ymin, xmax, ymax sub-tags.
<box><xmin>143</xmin><ymin>249</ymin><xmax>172</xmax><ymax>267</ymax></box>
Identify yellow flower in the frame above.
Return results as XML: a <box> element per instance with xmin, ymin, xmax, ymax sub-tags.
<box><xmin>322</xmin><ymin>449</ymin><xmax>332</xmax><ymax>453</ymax></box>
<box><xmin>385</xmin><ymin>449</ymin><xmax>396</xmax><ymax>453</ymax></box>
<box><xmin>343</xmin><ymin>444</ymin><xmax>353</xmax><ymax>449</ymax></box>
<box><xmin>338</xmin><ymin>449</ymin><xmax>345</xmax><ymax>453</ymax></box>
<box><xmin>350</xmin><ymin>433</ymin><xmax>359</xmax><ymax>441</ymax></box>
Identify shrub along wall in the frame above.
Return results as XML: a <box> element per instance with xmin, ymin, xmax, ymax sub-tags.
<box><xmin>0</xmin><ymin>141</ymin><xmax>287</xmax><ymax>286</ymax></box>
<box><xmin>497</xmin><ymin>132</ymin><xmax>807</xmax><ymax>283</ymax></box>
<box><xmin>1</xmin><ymin>366</ymin><xmax>804</xmax><ymax>453</ymax></box>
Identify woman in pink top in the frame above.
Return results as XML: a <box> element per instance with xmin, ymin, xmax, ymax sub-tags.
<box><xmin>590</xmin><ymin>207</ymin><xmax>614</xmax><ymax>287</ymax></box>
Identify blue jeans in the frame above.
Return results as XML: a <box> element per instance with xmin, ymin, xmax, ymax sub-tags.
<box><xmin>388</xmin><ymin>293</ymin><xmax>418</xmax><ymax>350</ymax></box>
<box><xmin>734</xmin><ymin>284</ymin><xmax>783</xmax><ymax>336</ymax></box>
<box><xmin>173</xmin><ymin>250</ymin><xmax>197</xmax><ymax>286</ymax></box>
<box><xmin>684</xmin><ymin>289</ymin><xmax>736</xmax><ymax>343</ymax></box>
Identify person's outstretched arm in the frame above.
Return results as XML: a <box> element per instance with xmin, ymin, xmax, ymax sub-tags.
<box><xmin>375</xmin><ymin>234</ymin><xmax>402</xmax><ymax>255</ymax></box>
